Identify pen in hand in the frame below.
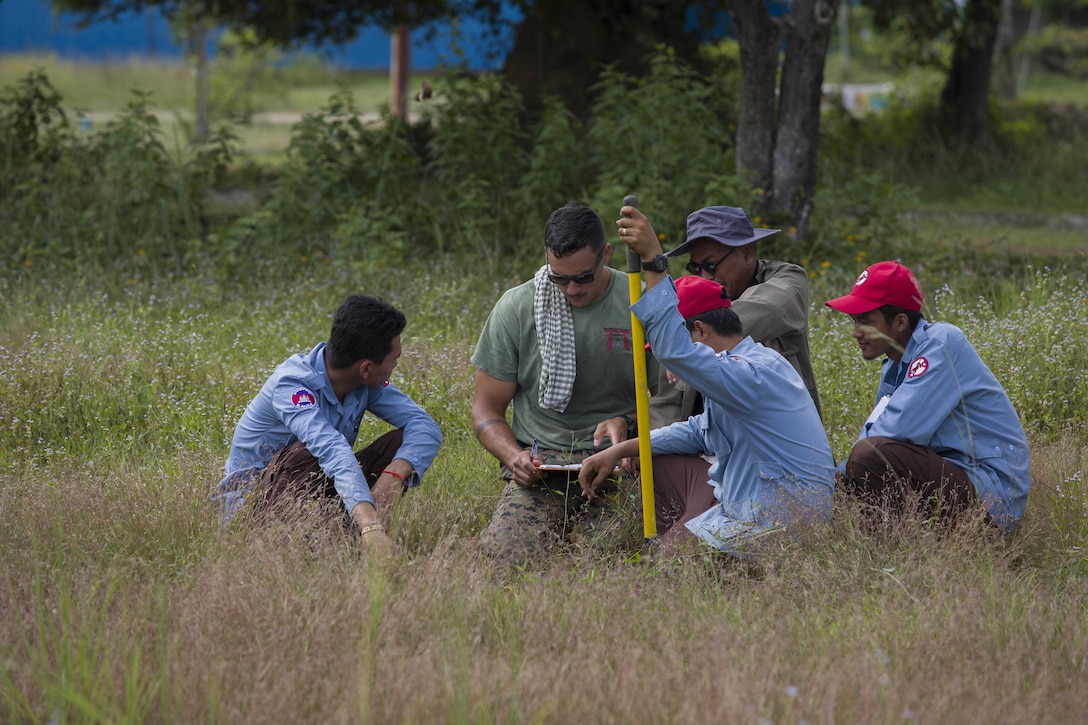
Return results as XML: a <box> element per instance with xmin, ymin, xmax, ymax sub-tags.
<box><xmin>530</xmin><ymin>439</ymin><xmax>539</xmax><ymax>461</ymax></box>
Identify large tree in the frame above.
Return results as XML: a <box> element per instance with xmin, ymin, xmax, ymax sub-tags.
<box><xmin>728</xmin><ymin>0</ymin><xmax>837</xmax><ymax>237</ymax></box>
<box><xmin>866</xmin><ymin>0</ymin><xmax>1005</xmax><ymax>144</ymax></box>
<box><xmin>499</xmin><ymin>0</ymin><xmax>715</xmax><ymax>116</ymax></box>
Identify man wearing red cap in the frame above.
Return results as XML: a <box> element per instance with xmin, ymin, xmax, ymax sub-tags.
<box><xmin>580</xmin><ymin>211</ymin><xmax>834</xmax><ymax>556</ymax></box>
<box><xmin>825</xmin><ymin>261</ymin><xmax>1030</xmax><ymax>530</ymax></box>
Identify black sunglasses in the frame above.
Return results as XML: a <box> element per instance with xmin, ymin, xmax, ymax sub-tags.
<box><xmin>686</xmin><ymin>247</ymin><xmax>737</xmax><ymax>276</ymax></box>
<box><xmin>548</xmin><ymin>247</ymin><xmax>606</xmax><ymax>286</ymax></box>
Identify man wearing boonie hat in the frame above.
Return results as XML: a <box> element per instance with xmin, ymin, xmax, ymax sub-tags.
<box><xmin>647</xmin><ymin>204</ymin><xmax>821</xmax><ymax>429</ymax></box>
<box><xmin>580</xmin><ymin>210</ymin><xmax>834</xmax><ymax>557</ymax></box>
<box><xmin>825</xmin><ymin>260</ymin><xmax>1030</xmax><ymax>530</ymax></box>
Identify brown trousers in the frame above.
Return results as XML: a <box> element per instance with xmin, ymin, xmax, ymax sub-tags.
<box><xmin>650</xmin><ymin>454</ymin><xmax>717</xmax><ymax>552</ymax></box>
<box><xmin>256</xmin><ymin>429</ymin><xmax>404</xmax><ymax>512</ymax></box>
<box><xmin>840</xmin><ymin>436</ymin><xmax>978</xmax><ymax>522</ymax></box>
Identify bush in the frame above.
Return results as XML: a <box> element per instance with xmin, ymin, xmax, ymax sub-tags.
<box><xmin>587</xmin><ymin>48</ymin><xmax>743</xmax><ymax>246</ymax></box>
<box><xmin>0</xmin><ymin>71</ymin><xmax>234</xmax><ymax>271</ymax></box>
<box><xmin>819</xmin><ymin>87</ymin><xmax>1088</xmax><ymax>213</ymax></box>
<box><xmin>1029</xmin><ymin>24</ymin><xmax>1088</xmax><ymax>79</ymax></box>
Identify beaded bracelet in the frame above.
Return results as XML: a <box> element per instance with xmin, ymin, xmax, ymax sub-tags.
<box><xmin>358</xmin><ymin>522</ymin><xmax>384</xmax><ymax>536</ymax></box>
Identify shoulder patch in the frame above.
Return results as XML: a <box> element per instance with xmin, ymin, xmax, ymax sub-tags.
<box><xmin>291</xmin><ymin>387</ymin><xmax>318</xmax><ymax>408</ymax></box>
<box><xmin>907</xmin><ymin>357</ymin><xmax>929</xmax><ymax>379</ymax></box>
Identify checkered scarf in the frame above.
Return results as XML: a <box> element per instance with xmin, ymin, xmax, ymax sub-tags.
<box><xmin>533</xmin><ymin>264</ymin><xmax>577</xmax><ymax>412</ymax></box>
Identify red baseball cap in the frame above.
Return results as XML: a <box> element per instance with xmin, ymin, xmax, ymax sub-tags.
<box><xmin>676</xmin><ymin>275</ymin><xmax>732</xmax><ymax>319</ymax></box>
<box><xmin>825</xmin><ymin>261</ymin><xmax>923</xmax><ymax>314</ymax></box>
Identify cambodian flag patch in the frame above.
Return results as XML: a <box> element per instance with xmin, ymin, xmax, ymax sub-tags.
<box><xmin>908</xmin><ymin>357</ymin><xmax>929</xmax><ymax>379</ymax></box>
<box><xmin>291</xmin><ymin>387</ymin><xmax>317</xmax><ymax>408</ymax></box>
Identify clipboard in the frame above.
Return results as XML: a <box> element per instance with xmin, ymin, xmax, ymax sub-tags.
<box><xmin>536</xmin><ymin>463</ymin><xmax>623</xmax><ymax>472</ymax></box>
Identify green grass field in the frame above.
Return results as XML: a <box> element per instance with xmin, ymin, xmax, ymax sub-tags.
<box><xmin>1</xmin><ymin>252</ymin><xmax>1086</xmax><ymax>723</ymax></box>
<box><xmin>0</xmin><ymin>53</ymin><xmax>420</xmax><ymax>113</ymax></box>
<box><xmin>2</xmin><ymin>52</ymin><xmax>1088</xmax><ymax>723</ymax></box>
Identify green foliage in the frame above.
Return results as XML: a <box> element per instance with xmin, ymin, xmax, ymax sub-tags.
<box><xmin>0</xmin><ymin>68</ymin><xmax>73</xmax><ymax>185</ymax></box>
<box><xmin>780</xmin><ymin>170</ymin><xmax>919</xmax><ymax>274</ymax></box>
<box><xmin>227</xmin><ymin>89</ymin><xmax>423</xmax><ymax>261</ymax></box>
<box><xmin>204</xmin><ymin>48</ymin><xmax>758</xmax><ymax>265</ymax></box>
<box><xmin>519</xmin><ymin>95</ymin><xmax>588</xmax><ymax>226</ymax></box>
<box><xmin>864</xmin><ymin>0</ymin><xmax>959</xmax><ymax>72</ymax></box>
<box><xmin>0</xmin><ymin>70</ymin><xmax>235</xmax><ymax>270</ymax></box>
<box><xmin>927</xmin><ymin>266</ymin><xmax>1088</xmax><ymax>439</ymax></box>
<box><xmin>698</xmin><ymin>36</ymin><xmax>743</xmax><ymax>102</ymax></box>
<box><xmin>587</xmin><ymin>48</ymin><xmax>742</xmax><ymax>244</ymax></box>
<box><xmin>3</xmin><ymin>46</ymin><xmax>1085</xmax><ymax>273</ymax></box>
<box><xmin>818</xmin><ymin>89</ymin><xmax>1088</xmax><ymax>212</ymax></box>
<box><xmin>1029</xmin><ymin>23</ymin><xmax>1088</xmax><ymax>78</ymax></box>
<box><xmin>208</xmin><ymin>28</ymin><xmax>289</xmax><ymax>122</ymax></box>
<box><xmin>423</xmin><ymin>70</ymin><xmax>531</xmax><ymax>257</ymax></box>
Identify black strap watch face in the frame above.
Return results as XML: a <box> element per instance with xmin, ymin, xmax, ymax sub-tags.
<box><xmin>642</xmin><ymin>254</ymin><xmax>669</xmax><ymax>273</ymax></box>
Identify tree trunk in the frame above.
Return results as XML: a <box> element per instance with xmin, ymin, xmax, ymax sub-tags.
<box><xmin>1017</xmin><ymin>4</ymin><xmax>1043</xmax><ymax>94</ymax></box>
<box><xmin>728</xmin><ymin>0</ymin><xmax>834</xmax><ymax>238</ymax></box>
<box><xmin>993</xmin><ymin>0</ymin><xmax>1017</xmax><ymax>100</ymax></box>
<box><xmin>726</xmin><ymin>0</ymin><xmax>783</xmax><ymax>212</ymax></box>
<box><xmin>939</xmin><ymin>0</ymin><xmax>1001</xmax><ymax>145</ymax></box>
<box><xmin>194</xmin><ymin>20</ymin><xmax>210</xmax><ymax>143</ymax></box>
<box><xmin>390</xmin><ymin>25</ymin><xmax>409</xmax><ymax>118</ymax></box>
<box><xmin>501</xmin><ymin>1</ymin><xmax>704</xmax><ymax>117</ymax></box>
<box><xmin>772</xmin><ymin>0</ymin><xmax>835</xmax><ymax>238</ymax></box>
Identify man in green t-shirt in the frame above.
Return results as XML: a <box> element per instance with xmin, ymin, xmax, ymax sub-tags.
<box><xmin>471</xmin><ymin>201</ymin><xmax>658</xmax><ymax>564</ymax></box>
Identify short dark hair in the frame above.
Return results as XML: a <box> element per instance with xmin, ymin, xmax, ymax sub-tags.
<box><xmin>878</xmin><ymin>304</ymin><xmax>923</xmax><ymax>331</ymax></box>
<box><xmin>684</xmin><ymin>307</ymin><xmax>744</xmax><ymax>337</ymax></box>
<box><xmin>326</xmin><ymin>295</ymin><xmax>406</xmax><ymax>369</ymax></box>
<box><xmin>544</xmin><ymin>202</ymin><xmax>606</xmax><ymax>258</ymax></box>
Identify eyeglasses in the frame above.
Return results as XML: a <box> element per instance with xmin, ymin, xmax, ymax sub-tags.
<box><xmin>548</xmin><ymin>247</ymin><xmax>605</xmax><ymax>286</ymax></box>
<box><xmin>686</xmin><ymin>247</ymin><xmax>736</xmax><ymax>276</ymax></box>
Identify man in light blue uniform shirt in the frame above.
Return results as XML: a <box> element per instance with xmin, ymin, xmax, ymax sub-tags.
<box><xmin>580</xmin><ymin>204</ymin><xmax>835</xmax><ymax>556</ymax></box>
<box><xmin>215</xmin><ymin>294</ymin><xmax>441</xmax><ymax>552</ymax></box>
<box><xmin>825</xmin><ymin>261</ymin><xmax>1030</xmax><ymax>530</ymax></box>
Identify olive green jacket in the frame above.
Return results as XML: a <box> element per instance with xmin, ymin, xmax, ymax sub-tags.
<box><xmin>648</xmin><ymin>259</ymin><xmax>822</xmax><ymax>428</ymax></box>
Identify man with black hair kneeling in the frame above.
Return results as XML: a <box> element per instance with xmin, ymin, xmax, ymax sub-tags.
<box><xmin>214</xmin><ymin>294</ymin><xmax>442</xmax><ymax>554</ymax></box>
<box><xmin>579</xmin><ymin>206</ymin><xmax>834</xmax><ymax>557</ymax></box>
<box><xmin>824</xmin><ymin>260</ymin><xmax>1030</xmax><ymax>530</ymax></box>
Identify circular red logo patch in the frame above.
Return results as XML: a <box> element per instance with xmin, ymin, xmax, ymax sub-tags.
<box><xmin>907</xmin><ymin>357</ymin><xmax>929</xmax><ymax>379</ymax></box>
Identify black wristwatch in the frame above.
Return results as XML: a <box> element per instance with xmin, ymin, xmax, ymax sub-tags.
<box><xmin>641</xmin><ymin>254</ymin><xmax>670</xmax><ymax>273</ymax></box>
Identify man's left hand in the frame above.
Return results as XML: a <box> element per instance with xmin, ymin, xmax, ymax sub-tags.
<box><xmin>592</xmin><ymin>416</ymin><xmax>630</xmax><ymax>448</ymax></box>
<box><xmin>579</xmin><ymin>448</ymin><xmax>623</xmax><ymax>500</ymax></box>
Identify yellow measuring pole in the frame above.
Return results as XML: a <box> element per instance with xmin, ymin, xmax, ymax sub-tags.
<box><xmin>622</xmin><ymin>195</ymin><xmax>656</xmax><ymax>543</ymax></box>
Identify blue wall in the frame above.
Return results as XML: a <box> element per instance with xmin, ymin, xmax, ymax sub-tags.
<box><xmin>0</xmin><ymin>0</ymin><xmax>517</xmax><ymax>70</ymax></box>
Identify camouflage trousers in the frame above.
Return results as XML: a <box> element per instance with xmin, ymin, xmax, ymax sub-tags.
<box><xmin>479</xmin><ymin>449</ymin><xmax>641</xmax><ymax>565</ymax></box>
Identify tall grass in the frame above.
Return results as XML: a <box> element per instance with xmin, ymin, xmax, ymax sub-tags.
<box><xmin>4</xmin><ymin>48</ymin><xmax>1087</xmax><ymax>724</ymax></box>
<box><xmin>2</xmin><ymin>257</ymin><xmax>1087</xmax><ymax>723</ymax></box>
